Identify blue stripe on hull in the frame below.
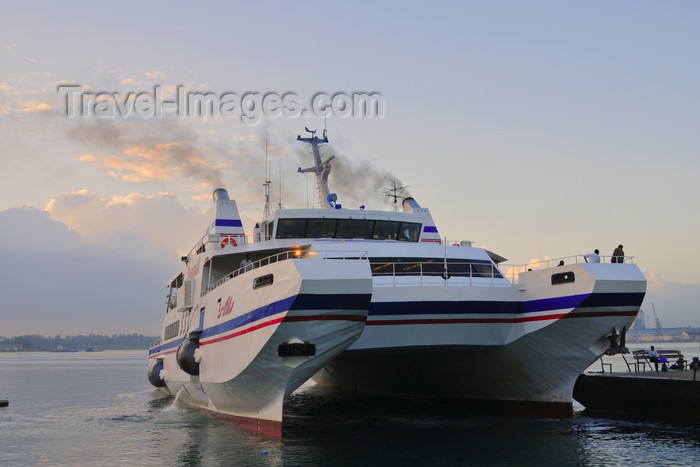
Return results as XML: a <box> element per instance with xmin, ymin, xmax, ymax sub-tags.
<box><xmin>150</xmin><ymin>293</ymin><xmax>371</xmax><ymax>355</ymax></box>
<box><xmin>369</xmin><ymin>292</ymin><xmax>645</xmax><ymax>316</ymax></box>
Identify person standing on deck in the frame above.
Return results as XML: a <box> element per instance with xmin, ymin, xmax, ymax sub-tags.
<box><xmin>611</xmin><ymin>244</ymin><xmax>624</xmax><ymax>263</ymax></box>
<box><xmin>584</xmin><ymin>249</ymin><xmax>600</xmax><ymax>263</ymax></box>
<box><xmin>240</xmin><ymin>254</ymin><xmax>254</xmax><ymax>272</ymax></box>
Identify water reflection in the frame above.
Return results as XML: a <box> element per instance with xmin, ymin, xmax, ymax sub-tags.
<box><xmin>144</xmin><ymin>385</ymin><xmax>700</xmax><ymax>467</ymax></box>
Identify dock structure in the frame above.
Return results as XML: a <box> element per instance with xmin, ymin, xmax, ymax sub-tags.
<box><xmin>573</xmin><ymin>370</ymin><xmax>700</xmax><ymax>421</ymax></box>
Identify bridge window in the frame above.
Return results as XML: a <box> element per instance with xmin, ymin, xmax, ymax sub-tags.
<box><xmin>306</xmin><ymin>218</ymin><xmax>338</xmax><ymax>238</ymax></box>
<box><xmin>399</xmin><ymin>222</ymin><xmax>421</xmax><ymax>242</ymax></box>
<box><xmin>336</xmin><ymin>219</ymin><xmax>375</xmax><ymax>239</ymax></box>
<box><xmin>373</xmin><ymin>220</ymin><xmax>400</xmax><ymax>240</ymax></box>
<box><xmin>275</xmin><ymin>218</ymin><xmax>421</xmax><ymax>242</ymax></box>
<box><xmin>277</xmin><ymin>218</ymin><xmax>307</xmax><ymax>238</ymax></box>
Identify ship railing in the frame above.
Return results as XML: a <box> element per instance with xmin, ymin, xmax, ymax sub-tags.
<box><xmin>372</xmin><ymin>260</ymin><xmax>509</xmax><ymax>288</ymax></box>
<box><xmin>201</xmin><ymin>249</ymin><xmax>369</xmax><ymax>296</ymax></box>
<box><xmin>501</xmin><ymin>255</ymin><xmax>636</xmax><ymax>285</ymax></box>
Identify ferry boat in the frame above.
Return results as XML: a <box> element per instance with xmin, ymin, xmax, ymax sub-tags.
<box><xmin>147</xmin><ymin>147</ymin><xmax>373</xmax><ymax>433</ymax></box>
<box><xmin>149</xmin><ymin>127</ymin><xmax>646</xmax><ymax>429</ymax></box>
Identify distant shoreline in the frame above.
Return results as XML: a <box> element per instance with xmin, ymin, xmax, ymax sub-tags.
<box><xmin>0</xmin><ymin>334</ymin><xmax>158</xmax><ymax>352</ymax></box>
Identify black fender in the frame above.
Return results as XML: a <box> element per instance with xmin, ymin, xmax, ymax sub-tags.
<box><xmin>147</xmin><ymin>359</ymin><xmax>166</xmax><ymax>387</ymax></box>
<box><xmin>176</xmin><ymin>336</ymin><xmax>200</xmax><ymax>376</ymax></box>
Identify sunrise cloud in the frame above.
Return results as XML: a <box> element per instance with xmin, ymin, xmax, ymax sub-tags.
<box><xmin>67</xmin><ymin>119</ymin><xmax>229</xmax><ymax>188</ymax></box>
<box><xmin>17</xmin><ymin>100</ymin><xmax>51</xmax><ymax>113</ymax></box>
<box><xmin>45</xmin><ymin>190</ymin><xmax>208</xmax><ymax>254</ymax></box>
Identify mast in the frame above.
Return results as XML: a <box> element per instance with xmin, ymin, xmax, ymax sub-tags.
<box><xmin>297</xmin><ymin>127</ymin><xmax>335</xmax><ymax>209</ymax></box>
<box><xmin>262</xmin><ymin>118</ymin><xmax>272</xmax><ymax>220</ymax></box>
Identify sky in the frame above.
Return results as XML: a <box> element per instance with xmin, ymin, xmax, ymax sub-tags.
<box><xmin>1</xmin><ymin>1</ymin><xmax>699</xmax><ymax>337</ymax></box>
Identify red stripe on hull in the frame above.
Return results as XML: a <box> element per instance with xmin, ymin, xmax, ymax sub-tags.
<box><xmin>284</xmin><ymin>314</ymin><xmax>367</xmax><ymax>323</ymax></box>
<box><xmin>367</xmin><ymin>310</ymin><xmax>638</xmax><ymax>326</ymax></box>
<box><xmin>201</xmin><ymin>313</ymin><xmax>368</xmax><ymax>346</ymax></box>
<box><xmin>201</xmin><ymin>317</ymin><xmax>285</xmax><ymax>346</ymax></box>
<box><xmin>150</xmin><ymin>313</ymin><xmax>367</xmax><ymax>356</ymax></box>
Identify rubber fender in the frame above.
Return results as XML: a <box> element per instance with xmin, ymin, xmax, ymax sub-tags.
<box><xmin>148</xmin><ymin>359</ymin><xmax>166</xmax><ymax>387</ymax></box>
<box><xmin>176</xmin><ymin>338</ymin><xmax>200</xmax><ymax>376</ymax></box>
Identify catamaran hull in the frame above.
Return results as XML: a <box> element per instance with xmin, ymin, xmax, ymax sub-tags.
<box><xmin>149</xmin><ymin>258</ymin><xmax>371</xmax><ymax>434</ymax></box>
<box><xmin>314</xmin><ymin>263</ymin><xmax>646</xmax><ymax>416</ymax></box>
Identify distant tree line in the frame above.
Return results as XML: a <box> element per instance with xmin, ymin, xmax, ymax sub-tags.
<box><xmin>0</xmin><ymin>333</ymin><xmax>158</xmax><ymax>351</ymax></box>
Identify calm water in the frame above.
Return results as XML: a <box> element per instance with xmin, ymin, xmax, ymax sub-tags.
<box><xmin>1</xmin><ymin>349</ymin><xmax>700</xmax><ymax>466</ymax></box>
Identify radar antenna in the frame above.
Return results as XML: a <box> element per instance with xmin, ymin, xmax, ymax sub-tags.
<box><xmin>297</xmin><ymin>127</ymin><xmax>334</xmax><ymax>209</ymax></box>
<box><xmin>383</xmin><ymin>180</ymin><xmax>409</xmax><ymax>211</ymax></box>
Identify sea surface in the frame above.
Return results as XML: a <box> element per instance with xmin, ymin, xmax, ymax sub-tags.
<box><xmin>1</xmin><ymin>346</ymin><xmax>700</xmax><ymax>466</ymax></box>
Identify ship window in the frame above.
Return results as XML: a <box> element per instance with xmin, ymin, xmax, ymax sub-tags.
<box><xmin>275</xmin><ymin>218</ymin><xmax>421</xmax><ymax>242</ymax></box>
<box><xmin>253</xmin><ymin>274</ymin><xmax>274</xmax><ymax>289</ymax></box>
<box><xmin>276</xmin><ymin>218</ymin><xmax>307</xmax><ymax>239</ymax></box>
<box><xmin>551</xmin><ymin>271</ymin><xmax>575</xmax><ymax>285</ymax></box>
<box><xmin>447</xmin><ymin>261</ymin><xmax>471</xmax><ymax>275</ymax></box>
<box><xmin>306</xmin><ymin>218</ymin><xmax>338</xmax><ymax>238</ymax></box>
<box><xmin>336</xmin><ymin>219</ymin><xmax>375</xmax><ymax>239</ymax></box>
<box><xmin>369</xmin><ymin>257</ymin><xmax>503</xmax><ymax>278</ymax></box>
<box><xmin>373</xmin><ymin>220</ymin><xmax>400</xmax><ymax>240</ymax></box>
<box><xmin>471</xmin><ymin>263</ymin><xmax>497</xmax><ymax>278</ymax></box>
<box><xmin>170</xmin><ymin>273</ymin><xmax>184</xmax><ymax>289</ymax></box>
<box><xmin>399</xmin><ymin>222</ymin><xmax>421</xmax><ymax>242</ymax></box>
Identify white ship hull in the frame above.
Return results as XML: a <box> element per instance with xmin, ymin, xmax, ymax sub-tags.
<box><xmin>314</xmin><ymin>262</ymin><xmax>646</xmax><ymax>416</ymax></box>
<box><xmin>149</xmin><ymin>255</ymin><xmax>371</xmax><ymax>434</ymax></box>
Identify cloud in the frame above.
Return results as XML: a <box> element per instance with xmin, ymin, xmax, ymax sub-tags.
<box><xmin>67</xmin><ymin>119</ymin><xmax>229</xmax><ymax>188</ymax></box>
<box><xmin>0</xmin><ymin>206</ymin><xmax>82</xmax><ymax>252</ymax></box>
<box><xmin>102</xmin><ymin>153</ymin><xmax>178</xmax><ymax>182</ymax></box>
<box><xmin>0</xmin><ymin>206</ymin><xmax>173</xmax><ymax>336</ymax></box>
<box><xmin>16</xmin><ymin>100</ymin><xmax>52</xmax><ymax>113</ymax></box>
<box><xmin>45</xmin><ymin>189</ymin><xmax>208</xmax><ymax>254</ymax></box>
<box><xmin>145</xmin><ymin>71</ymin><xmax>166</xmax><ymax>79</ymax></box>
<box><xmin>642</xmin><ymin>272</ymin><xmax>700</xmax><ymax>328</ymax></box>
<box><xmin>0</xmin><ymin>81</ymin><xmax>15</xmax><ymax>92</ymax></box>
<box><xmin>78</xmin><ymin>152</ymin><xmax>98</xmax><ymax>163</ymax></box>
